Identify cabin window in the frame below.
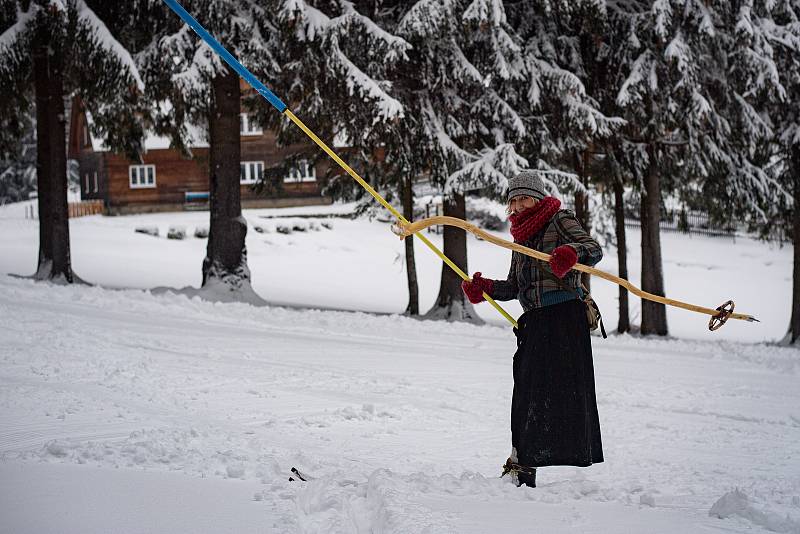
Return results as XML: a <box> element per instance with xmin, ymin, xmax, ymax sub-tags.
<box><xmin>239</xmin><ymin>113</ymin><xmax>262</xmax><ymax>136</ymax></box>
<box><xmin>129</xmin><ymin>165</ymin><xmax>156</xmax><ymax>189</ymax></box>
<box><xmin>85</xmin><ymin>173</ymin><xmax>90</xmax><ymax>192</ymax></box>
<box><xmin>240</xmin><ymin>161</ymin><xmax>264</xmax><ymax>184</ymax></box>
<box><xmin>284</xmin><ymin>159</ymin><xmax>316</xmax><ymax>183</ymax></box>
<box><xmin>93</xmin><ymin>172</ymin><xmax>98</xmax><ymax>193</ymax></box>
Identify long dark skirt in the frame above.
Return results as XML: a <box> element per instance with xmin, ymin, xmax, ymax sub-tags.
<box><xmin>511</xmin><ymin>299</ymin><xmax>603</xmax><ymax>468</ymax></box>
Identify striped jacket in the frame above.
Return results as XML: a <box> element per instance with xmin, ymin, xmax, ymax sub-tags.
<box><xmin>491</xmin><ymin>209</ymin><xmax>603</xmax><ymax>311</ymax></box>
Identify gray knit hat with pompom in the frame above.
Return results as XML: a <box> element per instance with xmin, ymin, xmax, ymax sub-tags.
<box><xmin>507</xmin><ymin>171</ymin><xmax>548</xmax><ymax>202</ymax></box>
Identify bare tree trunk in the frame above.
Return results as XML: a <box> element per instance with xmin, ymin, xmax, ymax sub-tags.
<box><xmin>424</xmin><ymin>192</ymin><xmax>482</xmax><ymax>323</ymax></box>
<box><xmin>613</xmin><ymin>177</ymin><xmax>630</xmax><ymax>334</ymax></box>
<box><xmin>202</xmin><ymin>66</ymin><xmax>251</xmax><ymax>295</ymax></box>
<box><xmin>788</xmin><ymin>144</ymin><xmax>800</xmax><ymax>344</ymax></box>
<box><xmin>640</xmin><ymin>145</ymin><xmax>668</xmax><ymax>335</ymax></box>
<box><xmin>574</xmin><ymin>151</ymin><xmax>592</xmax><ymax>291</ymax></box>
<box><xmin>402</xmin><ymin>174</ymin><xmax>419</xmax><ymax>315</ymax></box>
<box><xmin>32</xmin><ymin>26</ymin><xmax>74</xmax><ymax>283</ymax></box>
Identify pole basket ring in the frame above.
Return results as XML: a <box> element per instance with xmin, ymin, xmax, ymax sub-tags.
<box><xmin>708</xmin><ymin>300</ymin><xmax>735</xmax><ymax>331</ymax></box>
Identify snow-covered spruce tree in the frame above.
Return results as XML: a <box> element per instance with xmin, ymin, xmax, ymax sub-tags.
<box><xmin>607</xmin><ymin>0</ymin><xmax>728</xmax><ymax>336</ymax></box>
<box><xmin>142</xmin><ymin>0</ymin><xmax>278</xmax><ymax>303</ymax></box>
<box><xmin>686</xmin><ymin>1</ymin><xmax>797</xmax><ymax>341</ymax></box>
<box><xmin>0</xmin><ymin>0</ymin><xmax>144</xmax><ymax>283</ymax></box>
<box><xmin>749</xmin><ymin>0</ymin><xmax>800</xmax><ymax>344</ymax></box>
<box><xmin>259</xmin><ymin>0</ymin><xmax>419</xmax><ymax>311</ymax></box>
<box><xmin>267</xmin><ymin>0</ymin><xmax>528</xmax><ymax>322</ymax></box>
<box><xmin>695</xmin><ymin>1</ymin><xmax>789</xmax><ymax>232</ymax></box>
<box><xmin>408</xmin><ymin>0</ymin><xmax>530</xmax><ymax>323</ymax></box>
<box><xmin>506</xmin><ymin>0</ymin><xmax>624</xmax><ymax>293</ymax></box>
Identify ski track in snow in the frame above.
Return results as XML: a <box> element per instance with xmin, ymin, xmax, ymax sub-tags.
<box><xmin>1</xmin><ymin>275</ymin><xmax>800</xmax><ymax>533</ymax></box>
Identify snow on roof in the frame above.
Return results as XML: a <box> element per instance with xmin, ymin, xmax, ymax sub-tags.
<box><xmin>83</xmin><ymin>111</ymin><xmax>209</xmax><ymax>152</ymax></box>
<box><xmin>141</xmin><ymin>123</ymin><xmax>209</xmax><ymax>151</ymax></box>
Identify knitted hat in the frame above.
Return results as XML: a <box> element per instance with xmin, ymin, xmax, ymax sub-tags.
<box><xmin>507</xmin><ymin>171</ymin><xmax>548</xmax><ymax>202</ymax></box>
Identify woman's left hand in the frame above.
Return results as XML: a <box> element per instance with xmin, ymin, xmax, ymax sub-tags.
<box><xmin>550</xmin><ymin>245</ymin><xmax>578</xmax><ymax>278</ymax></box>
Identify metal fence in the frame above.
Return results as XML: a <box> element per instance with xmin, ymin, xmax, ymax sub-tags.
<box><xmin>624</xmin><ymin>210</ymin><xmax>738</xmax><ymax>238</ymax></box>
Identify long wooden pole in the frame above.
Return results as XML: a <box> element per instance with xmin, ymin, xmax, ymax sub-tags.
<box><xmin>394</xmin><ymin>216</ymin><xmax>759</xmax><ymax>324</ymax></box>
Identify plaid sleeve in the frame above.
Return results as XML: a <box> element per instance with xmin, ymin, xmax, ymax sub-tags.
<box><xmin>553</xmin><ymin>211</ymin><xmax>603</xmax><ymax>267</ymax></box>
<box><xmin>489</xmin><ymin>251</ymin><xmax>519</xmax><ymax>301</ymax></box>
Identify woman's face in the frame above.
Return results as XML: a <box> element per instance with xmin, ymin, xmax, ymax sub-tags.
<box><xmin>508</xmin><ymin>195</ymin><xmax>538</xmax><ymax>215</ymax></box>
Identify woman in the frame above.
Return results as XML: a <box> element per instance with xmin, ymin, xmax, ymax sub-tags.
<box><xmin>461</xmin><ymin>171</ymin><xmax>604</xmax><ymax>488</ymax></box>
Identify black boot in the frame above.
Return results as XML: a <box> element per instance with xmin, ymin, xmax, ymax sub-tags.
<box><xmin>516</xmin><ymin>468</ymin><xmax>536</xmax><ymax>488</ymax></box>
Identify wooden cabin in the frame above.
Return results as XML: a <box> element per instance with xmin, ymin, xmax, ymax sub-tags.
<box><xmin>67</xmin><ymin>93</ymin><xmax>336</xmax><ymax>215</ymax></box>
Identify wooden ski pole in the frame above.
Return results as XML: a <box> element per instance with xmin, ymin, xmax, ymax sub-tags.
<box><xmin>393</xmin><ymin>216</ymin><xmax>760</xmax><ymax>330</ymax></box>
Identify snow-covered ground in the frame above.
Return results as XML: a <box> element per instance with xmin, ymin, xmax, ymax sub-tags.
<box><xmin>1</xmin><ymin>201</ymin><xmax>799</xmax><ymax>533</ymax></box>
<box><xmin>0</xmin><ymin>199</ymin><xmax>792</xmax><ymax>342</ymax></box>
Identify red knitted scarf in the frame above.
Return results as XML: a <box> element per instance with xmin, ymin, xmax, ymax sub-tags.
<box><xmin>508</xmin><ymin>196</ymin><xmax>561</xmax><ymax>243</ymax></box>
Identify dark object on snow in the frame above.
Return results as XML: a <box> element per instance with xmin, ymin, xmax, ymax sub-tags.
<box><xmin>511</xmin><ymin>299</ymin><xmax>604</xmax><ymax>468</ymax></box>
<box><xmin>292</xmin><ymin>224</ymin><xmax>307</xmax><ymax>232</ymax></box>
<box><xmin>135</xmin><ymin>226</ymin><xmax>159</xmax><ymax>237</ymax></box>
<box><xmin>194</xmin><ymin>226</ymin><xmax>209</xmax><ymax>238</ymax></box>
<box><xmin>276</xmin><ymin>225</ymin><xmax>291</xmax><ymax>234</ymax></box>
<box><xmin>167</xmin><ymin>226</ymin><xmax>187</xmax><ymax>240</ymax></box>
<box><xmin>288</xmin><ymin>467</ymin><xmax>309</xmax><ymax>482</ymax></box>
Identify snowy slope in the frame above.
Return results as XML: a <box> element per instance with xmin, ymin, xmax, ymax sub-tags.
<box><xmin>0</xmin><ymin>201</ymin><xmax>798</xmax><ymax>533</ymax></box>
<box><xmin>0</xmin><ymin>275</ymin><xmax>798</xmax><ymax>533</ymax></box>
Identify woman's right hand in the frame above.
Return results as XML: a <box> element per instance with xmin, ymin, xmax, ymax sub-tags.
<box><xmin>461</xmin><ymin>272</ymin><xmax>494</xmax><ymax>304</ymax></box>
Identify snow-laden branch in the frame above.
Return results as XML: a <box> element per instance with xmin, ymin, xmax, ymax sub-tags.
<box><xmin>328</xmin><ymin>10</ymin><xmax>411</xmax><ymax>63</ymax></box>
<box><xmin>450</xmin><ymin>40</ymin><xmax>483</xmax><ymax>84</ymax></box>
<box><xmin>463</xmin><ymin>0</ymin><xmax>507</xmax><ymax>27</ymax></box>
<box><xmin>332</xmin><ymin>44</ymin><xmax>404</xmax><ymax>121</ymax></box>
<box><xmin>617</xmin><ymin>50</ymin><xmax>655</xmax><ymax>106</ymax></box>
<box><xmin>421</xmin><ymin>99</ymin><xmax>472</xmax><ymax>162</ymax></box>
<box><xmin>664</xmin><ymin>31</ymin><xmax>693</xmax><ymax>75</ymax></box>
<box><xmin>397</xmin><ymin>0</ymin><xmax>459</xmax><ymax>39</ymax></box>
<box><xmin>76</xmin><ymin>0</ymin><xmax>144</xmax><ymax>92</ymax></box>
<box><xmin>278</xmin><ymin>0</ymin><xmax>330</xmax><ymax>41</ymax></box>
<box><xmin>0</xmin><ymin>5</ymin><xmax>33</xmax><ymax>52</ymax></box>
<box><xmin>445</xmin><ymin>143</ymin><xmax>528</xmax><ymax>194</ymax></box>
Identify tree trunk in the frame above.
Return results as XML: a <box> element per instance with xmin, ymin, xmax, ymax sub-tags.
<box><xmin>574</xmin><ymin>150</ymin><xmax>592</xmax><ymax>291</ymax></box>
<box><xmin>202</xmin><ymin>66</ymin><xmax>251</xmax><ymax>294</ymax></box>
<box><xmin>613</xmin><ymin>177</ymin><xmax>630</xmax><ymax>334</ymax></box>
<box><xmin>640</xmin><ymin>145</ymin><xmax>668</xmax><ymax>335</ymax></box>
<box><xmin>788</xmin><ymin>144</ymin><xmax>800</xmax><ymax>344</ymax></box>
<box><xmin>402</xmin><ymin>174</ymin><xmax>419</xmax><ymax>315</ymax></box>
<box><xmin>424</xmin><ymin>192</ymin><xmax>482</xmax><ymax>323</ymax></box>
<box><xmin>32</xmin><ymin>25</ymin><xmax>74</xmax><ymax>283</ymax></box>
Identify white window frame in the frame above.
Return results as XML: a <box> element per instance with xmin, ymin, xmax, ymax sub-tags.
<box><xmin>240</xmin><ymin>161</ymin><xmax>264</xmax><ymax>184</ymax></box>
<box><xmin>239</xmin><ymin>113</ymin><xmax>262</xmax><ymax>136</ymax></box>
<box><xmin>129</xmin><ymin>164</ymin><xmax>156</xmax><ymax>189</ymax></box>
<box><xmin>284</xmin><ymin>159</ymin><xmax>316</xmax><ymax>183</ymax></box>
<box><xmin>93</xmin><ymin>172</ymin><xmax>98</xmax><ymax>193</ymax></box>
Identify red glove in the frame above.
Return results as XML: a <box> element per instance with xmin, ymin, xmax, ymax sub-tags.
<box><xmin>549</xmin><ymin>245</ymin><xmax>578</xmax><ymax>278</ymax></box>
<box><xmin>461</xmin><ymin>272</ymin><xmax>494</xmax><ymax>304</ymax></box>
